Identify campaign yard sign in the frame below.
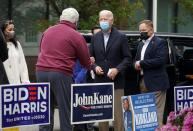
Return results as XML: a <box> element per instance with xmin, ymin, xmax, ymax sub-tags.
<box><xmin>174</xmin><ymin>86</ymin><xmax>193</xmax><ymax>112</ymax></box>
<box><xmin>122</xmin><ymin>93</ymin><xmax>158</xmax><ymax>131</ymax></box>
<box><xmin>71</xmin><ymin>83</ymin><xmax>114</xmax><ymax>124</ymax></box>
<box><xmin>0</xmin><ymin>83</ymin><xmax>50</xmax><ymax>129</ymax></box>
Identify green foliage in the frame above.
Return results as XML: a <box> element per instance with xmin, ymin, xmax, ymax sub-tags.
<box><xmin>3</xmin><ymin>0</ymin><xmax>193</xmax><ymax>33</ymax></box>
<box><xmin>36</xmin><ymin>19</ymin><xmax>58</xmax><ymax>32</ymax></box>
<box><xmin>37</xmin><ymin>0</ymin><xmax>144</xmax><ymax>30</ymax></box>
<box><xmin>170</xmin><ymin>0</ymin><xmax>193</xmax><ymax>27</ymax></box>
<box><xmin>76</xmin><ymin>0</ymin><xmax>144</xmax><ymax>30</ymax></box>
<box><xmin>178</xmin><ymin>0</ymin><xmax>193</xmax><ymax>18</ymax></box>
<box><xmin>171</xmin><ymin>17</ymin><xmax>187</xmax><ymax>26</ymax></box>
<box><xmin>1</xmin><ymin>0</ymin><xmax>144</xmax><ymax>32</ymax></box>
<box><xmin>173</xmin><ymin>114</ymin><xmax>184</xmax><ymax>128</ymax></box>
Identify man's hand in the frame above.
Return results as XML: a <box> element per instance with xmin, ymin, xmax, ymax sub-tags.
<box><xmin>107</xmin><ymin>68</ymin><xmax>119</xmax><ymax>80</ymax></box>
<box><xmin>135</xmin><ymin>61</ymin><xmax>141</xmax><ymax>71</ymax></box>
<box><xmin>95</xmin><ymin>66</ymin><xmax>104</xmax><ymax>75</ymax></box>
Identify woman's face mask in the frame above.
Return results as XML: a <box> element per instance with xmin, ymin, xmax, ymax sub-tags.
<box><xmin>5</xmin><ymin>24</ymin><xmax>15</xmax><ymax>40</ymax></box>
<box><xmin>6</xmin><ymin>31</ymin><xmax>15</xmax><ymax>39</ymax></box>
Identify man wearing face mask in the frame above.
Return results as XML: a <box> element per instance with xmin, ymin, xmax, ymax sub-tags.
<box><xmin>134</xmin><ymin>20</ymin><xmax>169</xmax><ymax>127</ymax></box>
<box><xmin>89</xmin><ymin>10</ymin><xmax>132</xmax><ymax>131</ymax></box>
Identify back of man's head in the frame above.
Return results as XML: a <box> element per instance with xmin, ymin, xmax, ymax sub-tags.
<box><xmin>60</xmin><ymin>8</ymin><xmax>79</xmax><ymax>24</ymax></box>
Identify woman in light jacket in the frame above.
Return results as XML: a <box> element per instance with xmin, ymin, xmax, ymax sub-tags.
<box><xmin>1</xmin><ymin>20</ymin><xmax>29</xmax><ymax>84</ymax></box>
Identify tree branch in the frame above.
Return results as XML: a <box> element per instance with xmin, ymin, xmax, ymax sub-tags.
<box><xmin>50</xmin><ymin>0</ymin><xmax>61</xmax><ymax>17</ymax></box>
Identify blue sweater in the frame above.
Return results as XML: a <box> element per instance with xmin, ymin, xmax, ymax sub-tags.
<box><xmin>73</xmin><ymin>60</ymin><xmax>87</xmax><ymax>83</ymax></box>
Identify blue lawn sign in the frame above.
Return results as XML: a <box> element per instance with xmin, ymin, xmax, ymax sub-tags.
<box><xmin>0</xmin><ymin>83</ymin><xmax>50</xmax><ymax>129</ymax></box>
<box><xmin>71</xmin><ymin>83</ymin><xmax>114</xmax><ymax>124</ymax></box>
<box><xmin>174</xmin><ymin>86</ymin><xmax>193</xmax><ymax>112</ymax></box>
<box><xmin>122</xmin><ymin>93</ymin><xmax>158</xmax><ymax>131</ymax></box>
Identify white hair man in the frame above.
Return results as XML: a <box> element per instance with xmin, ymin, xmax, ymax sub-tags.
<box><xmin>36</xmin><ymin>7</ymin><xmax>91</xmax><ymax>131</ymax></box>
<box><xmin>89</xmin><ymin>10</ymin><xmax>132</xmax><ymax>131</ymax></box>
<box><xmin>60</xmin><ymin>7</ymin><xmax>79</xmax><ymax>25</ymax></box>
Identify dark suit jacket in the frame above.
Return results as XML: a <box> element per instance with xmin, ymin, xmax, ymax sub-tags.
<box><xmin>89</xmin><ymin>27</ymin><xmax>132</xmax><ymax>89</ymax></box>
<box><xmin>135</xmin><ymin>35</ymin><xmax>169</xmax><ymax>92</ymax></box>
<box><xmin>0</xmin><ymin>30</ymin><xmax>9</xmax><ymax>84</ymax></box>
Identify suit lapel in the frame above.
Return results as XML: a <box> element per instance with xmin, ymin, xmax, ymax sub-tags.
<box><xmin>144</xmin><ymin>36</ymin><xmax>156</xmax><ymax>59</ymax></box>
<box><xmin>136</xmin><ymin>42</ymin><xmax>143</xmax><ymax>60</ymax></box>
<box><xmin>98</xmin><ymin>32</ymin><xmax>105</xmax><ymax>54</ymax></box>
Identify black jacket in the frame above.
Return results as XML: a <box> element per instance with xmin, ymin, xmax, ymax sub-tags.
<box><xmin>89</xmin><ymin>27</ymin><xmax>132</xmax><ymax>89</ymax></box>
<box><xmin>0</xmin><ymin>30</ymin><xmax>9</xmax><ymax>84</ymax></box>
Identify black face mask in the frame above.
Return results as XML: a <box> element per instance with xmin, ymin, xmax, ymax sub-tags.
<box><xmin>140</xmin><ymin>32</ymin><xmax>149</xmax><ymax>40</ymax></box>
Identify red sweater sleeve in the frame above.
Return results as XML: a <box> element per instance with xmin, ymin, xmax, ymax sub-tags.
<box><xmin>75</xmin><ymin>35</ymin><xmax>91</xmax><ymax>69</ymax></box>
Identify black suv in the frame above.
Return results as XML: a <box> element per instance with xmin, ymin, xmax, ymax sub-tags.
<box><xmin>83</xmin><ymin>31</ymin><xmax>193</xmax><ymax>122</ymax></box>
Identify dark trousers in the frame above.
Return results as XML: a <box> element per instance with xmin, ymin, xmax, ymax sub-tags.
<box><xmin>36</xmin><ymin>71</ymin><xmax>73</xmax><ymax>131</ymax></box>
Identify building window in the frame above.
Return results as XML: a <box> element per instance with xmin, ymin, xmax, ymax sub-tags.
<box><xmin>25</xmin><ymin>31</ymin><xmax>37</xmax><ymax>42</ymax></box>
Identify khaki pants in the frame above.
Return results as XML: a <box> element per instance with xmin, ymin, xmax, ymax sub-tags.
<box><xmin>140</xmin><ymin>78</ymin><xmax>166</xmax><ymax>127</ymax></box>
<box><xmin>99</xmin><ymin>89</ymin><xmax>124</xmax><ymax>131</ymax></box>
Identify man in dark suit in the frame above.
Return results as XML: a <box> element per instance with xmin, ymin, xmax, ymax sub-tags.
<box><xmin>89</xmin><ymin>10</ymin><xmax>132</xmax><ymax>131</ymax></box>
<box><xmin>0</xmin><ymin>29</ymin><xmax>9</xmax><ymax>84</ymax></box>
<box><xmin>134</xmin><ymin>20</ymin><xmax>169</xmax><ymax>127</ymax></box>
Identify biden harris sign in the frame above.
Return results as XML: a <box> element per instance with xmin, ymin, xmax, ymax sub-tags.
<box><xmin>71</xmin><ymin>83</ymin><xmax>114</xmax><ymax>124</ymax></box>
<box><xmin>0</xmin><ymin>83</ymin><xmax>50</xmax><ymax>129</ymax></box>
<box><xmin>174</xmin><ymin>86</ymin><xmax>193</xmax><ymax>112</ymax></box>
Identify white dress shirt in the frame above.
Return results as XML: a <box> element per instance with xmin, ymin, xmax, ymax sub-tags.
<box><xmin>140</xmin><ymin>34</ymin><xmax>154</xmax><ymax>60</ymax></box>
<box><xmin>139</xmin><ymin>34</ymin><xmax>154</xmax><ymax>75</ymax></box>
<box><xmin>140</xmin><ymin>40</ymin><xmax>149</xmax><ymax>60</ymax></box>
<box><xmin>103</xmin><ymin>32</ymin><xmax>110</xmax><ymax>50</ymax></box>
<box><xmin>3</xmin><ymin>41</ymin><xmax>30</xmax><ymax>84</ymax></box>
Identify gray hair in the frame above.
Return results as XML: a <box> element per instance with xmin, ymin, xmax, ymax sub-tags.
<box><xmin>99</xmin><ymin>10</ymin><xmax>114</xmax><ymax>20</ymax></box>
<box><xmin>60</xmin><ymin>8</ymin><xmax>79</xmax><ymax>23</ymax></box>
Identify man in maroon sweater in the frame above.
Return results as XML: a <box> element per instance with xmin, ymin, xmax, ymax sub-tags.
<box><xmin>36</xmin><ymin>8</ymin><xmax>91</xmax><ymax>131</ymax></box>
